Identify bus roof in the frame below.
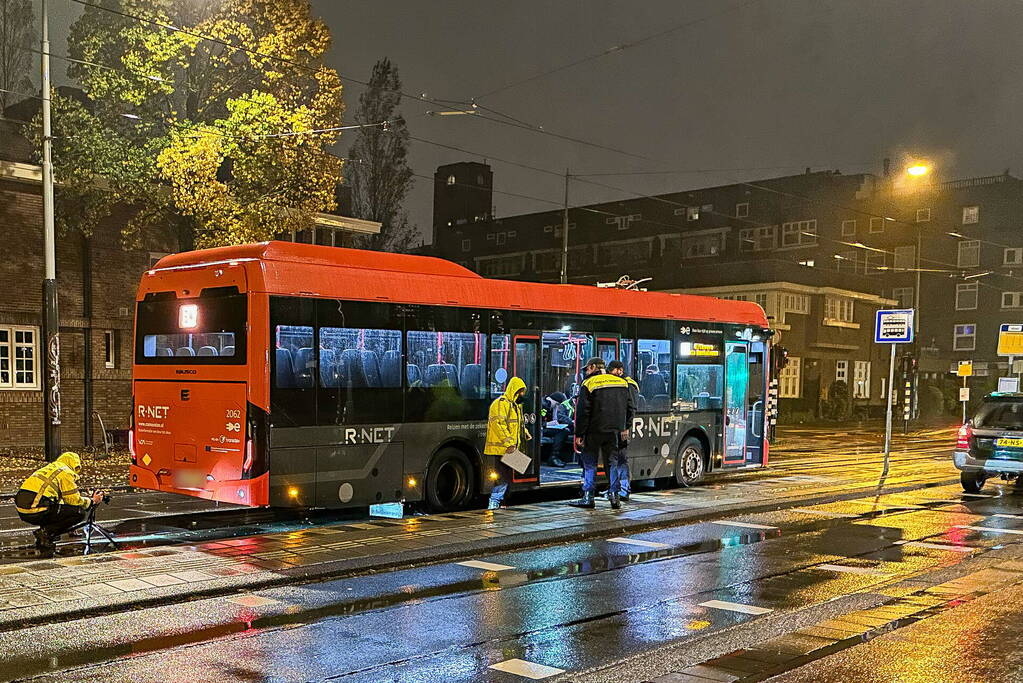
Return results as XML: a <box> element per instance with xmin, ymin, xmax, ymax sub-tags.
<box><xmin>149</xmin><ymin>241</ymin><xmax>769</xmax><ymax>327</ymax></box>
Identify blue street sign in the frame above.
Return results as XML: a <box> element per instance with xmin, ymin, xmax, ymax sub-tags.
<box><xmin>875</xmin><ymin>309</ymin><xmax>914</xmax><ymax>344</ymax></box>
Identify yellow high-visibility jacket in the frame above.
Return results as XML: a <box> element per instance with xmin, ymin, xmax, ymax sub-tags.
<box><xmin>15</xmin><ymin>452</ymin><xmax>92</xmax><ymax>515</ymax></box>
<box><xmin>485</xmin><ymin>376</ymin><xmax>528</xmax><ymax>456</ymax></box>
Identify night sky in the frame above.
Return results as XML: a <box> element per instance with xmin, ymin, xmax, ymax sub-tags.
<box><xmin>47</xmin><ymin>1</ymin><xmax>1023</xmax><ymax>243</ymax></box>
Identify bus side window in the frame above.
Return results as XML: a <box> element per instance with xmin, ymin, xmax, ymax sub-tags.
<box><xmin>490</xmin><ymin>334</ymin><xmax>511</xmax><ymax>398</ymax></box>
<box><xmin>637</xmin><ymin>339</ymin><xmax>671</xmax><ymax>412</ymax></box>
<box><xmin>318</xmin><ymin>327</ymin><xmax>402</xmax><ymax>389</ymax></box>
<box><xmin>675</xmin><ymin>363</ymin><xmax>724</xmax><ymax>411</ymax></box>
<box><xmin>406</xmin><ymin>330</ymin><xmax>488</xmax><ymax>421</ymax></box>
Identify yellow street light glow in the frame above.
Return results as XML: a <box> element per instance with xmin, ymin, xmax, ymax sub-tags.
<box><xmin>288</xmin><ymin>487</ymin><xmax>299</xmax><ymax>498</ymax></box>
<box><xmin>407</xmin><ymin>477</ymin><xmax>417</xmax><ymax>487</ymax></box>
<box><xmin>906</xmin><ymin>164</ymin><xmax>929</xmax><ymax>176</ymax></box>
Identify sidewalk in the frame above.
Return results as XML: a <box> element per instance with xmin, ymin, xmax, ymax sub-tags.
<box><xmin>0</xmin><ymin>455</ymin><xmax>956</xmax><ymax>632</ymax></box>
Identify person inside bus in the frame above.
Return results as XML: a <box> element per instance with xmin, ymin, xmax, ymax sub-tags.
<box><xmin>570</xmin><ymin>357</ymin><xmax>634</xmax><ymax>510</ymax></box>
<box><xmin>608</xmin><ymin>360</ymin><xmax>639</xmax><ymax>502</ymax></box>
<box><xmin>15</xmin><ymin>452</ymin><xmax>105</xmax><ymax>555</ymax></box>
<box><xmin>541</xmin><ymin>391</ymin><xmax>573</xmax><ymax>467</ymax></box>
<box><xmin>485</xmin><ymin>376</ymin><xmax>531</xmax><ymax>510</ymax></box>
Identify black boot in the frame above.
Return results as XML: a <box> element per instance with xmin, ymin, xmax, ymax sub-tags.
<box><xmin>569</xmin><ymin>491</ymin><xmax>595</xmax><ymax>509</ymax></box>
<box><xmin>609</xmin><ymin>492</ymin><xmax>621</xmax><ymax>510</ymax></box>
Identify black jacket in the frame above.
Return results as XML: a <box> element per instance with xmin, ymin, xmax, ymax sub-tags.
<box><xmin>575</xmin><ymin>371</ymin><xmax>636</xmax><ymax>435</ymax></box>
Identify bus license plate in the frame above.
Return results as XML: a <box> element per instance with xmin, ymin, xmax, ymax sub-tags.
<box><xmin>174</xmin><ymin>470</ymin><xmax>206</xmax><ymax>489</ymax></box>
<box><xmin>997</xmin><ymin>438</ymin><xmax>1023</xmax><ymax>448</ymax></box>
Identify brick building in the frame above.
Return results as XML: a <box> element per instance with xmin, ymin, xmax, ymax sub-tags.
<box><xmin>0</xmin><ymin>104</ymin><xmax>379</xmax><ymax>450</ymax></box>
<box><xmin>430</xmin><ymin>162</ymin><xmax>1023</xmax><ymax>418</ymax></box>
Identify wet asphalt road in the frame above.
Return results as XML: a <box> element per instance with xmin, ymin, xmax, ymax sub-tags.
<box><xmin>8</xmin><ymin>426</ymin><xmax>1020</xmax><ymax>682</ymax></box>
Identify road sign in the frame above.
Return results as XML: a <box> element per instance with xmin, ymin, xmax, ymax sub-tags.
<box><xmin>998</xmin><ymin>324</ymin><xmax>1023</xmax><ymax>356</ymax></box>
<box><xmin>960</xmin><ymin>387</ymin><xmax>971</xmax><ymax>402</ymax></box>
<box><xmin>1014</xmin><ymin>359</ymin><xmax>1023</xmax><ymax>374</ymax></box>
<box><xmin>998</xmin><ymin>377</ymin><xmax>1020</xmax><ymax>393</ymax></box>
<box><xmin>875</xmin><ymin>309</ymin><xmax>914</xmax><ymax>344</ymax></box>
<box><xmin>957</xmin><ymin>360</ymin><xmax>973</xmax><ymax>377</ymax></box>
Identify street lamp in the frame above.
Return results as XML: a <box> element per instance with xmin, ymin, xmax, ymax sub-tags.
<box><xmin>906</xmin><ymin>164</ymin><xmax>929</xmax><ymax>177</ymax></box>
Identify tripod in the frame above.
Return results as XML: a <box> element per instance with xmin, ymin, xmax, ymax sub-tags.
<box><xmin>67</xmin><ymin>497</ymin><xmax>119</xmax><ymax>555</ymax></box>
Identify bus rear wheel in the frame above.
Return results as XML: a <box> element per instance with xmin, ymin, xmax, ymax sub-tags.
<box><xmin>425</xmin><ymin>448</ymin><xmax>476</xmax><ymax>512</ymax></box>
<box><xmin>675</xmin><ymin>436</ymin><xmax>706</xmax><ymax>486</ymax></box>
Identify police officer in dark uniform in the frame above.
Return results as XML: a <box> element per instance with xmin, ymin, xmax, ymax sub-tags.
<box><xmin>569</xmin><ymin>357</ymin><xmax>635</xmax><ymax>509</ymax></box>
<box><xmin>607</xmin><ymin>360</ymin><xmax>639</xmax><ymax>502</ymax></box>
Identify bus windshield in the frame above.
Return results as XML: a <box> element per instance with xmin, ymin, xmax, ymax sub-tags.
<box><xmin>135</xmin><ymin>292</ymin><xmax>247</xmax><ymax>364</ymax></box>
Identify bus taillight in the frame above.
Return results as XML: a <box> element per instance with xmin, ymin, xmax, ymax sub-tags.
<box><xmin>243</xmin><ymin>437</ymin><xmax>254</xmax><ymax>474</ymax></box>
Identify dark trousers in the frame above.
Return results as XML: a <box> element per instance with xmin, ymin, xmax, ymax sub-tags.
<box><xmin>544</xmin><ymin>428</ymin><xmax>569</xmax><ymax>463</ymax></box>
<box><xmin>581</xmin><ymin>432</ymin><xmax>618</xmax><ymax>492</ymax></box>
<box><xmin>19</xmin><ymin>505</ymin><xmax>85</xmax><ymax>539</ymax></box>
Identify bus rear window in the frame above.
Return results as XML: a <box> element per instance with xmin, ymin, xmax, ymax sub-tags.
<box><xmin>135</xmin><ymin>294</ymin><xmax>247</xmax><ymax>364</ymax></box>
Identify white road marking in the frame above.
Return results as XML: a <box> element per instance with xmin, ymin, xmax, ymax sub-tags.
<box><xmin>955</xmin><ymin>525</ymin><xmax>1023</xmax><ymax>535</ymax></box>
<box><xmin>457</xmin><ymin>560</ymin><xmax>515</xmax><ymax>571</ymax></box>
<box><xmin>993</xmin><ymin>513</ymin><xmax>1023</xmax><ymax>519</ymax></box>
<box><xmin>711</xmin><ymin>520</ymin><xmax>778</xmax><ymax>530</ymax></box>
<box><xmin>817</xmin><ymin>564</ymin><xmax>883</xmax><ymax>575</ymax></box>
<box><xmin>607</xmin><ymin>537</ymin><xmax>671</xmax><ymax>549</ymax></box>
<box><xmin>699</xmin><ymin>599</ymin><xmax>773</xmax><ymax>615</ymax></box>
<box><xmin>961</xmin><ymin>493</ymin><xmax>998</xmax><ymax>498</ymax></box>
<box><xmin>791</xmin><ymin>508</ymin><xmax>859</xmax><ymax>518</ymax></box>
<box><xmin>489</xmin><ymin>658</ymin><xmax>566</xmax><ymax>679</ymax></box>
<box><xmin>898</xmin><ymin>541</ymin><xmax>976</xmax><ymax>552</ymax></box>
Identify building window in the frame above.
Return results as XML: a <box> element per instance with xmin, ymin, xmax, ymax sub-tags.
<box><xmin>798</xmin><ymin>259</ymin><xmax>815</xmax><ymax>267</ymax></box>
<box><xmin>953</xmin><ymin>324</ymin><xmax>976</xmax><ymax>351</ymax></box>
<box><xmin>915</xmin><ymin>208</ymin><xmax>931</xmax><ymax>222</ymax></box>
<box><xmin>735</xmin><ymin>202</ymin><xmax>749</xmax><ymax>218</ymax></box>
<box><xmin>476</xmin><ymin>174</ymin><xmax>484</xmax><ymax>185</ymax></box>
<box><xmin>962</xmin><ymin>205</ymin><xmax>979</xmax><ymax>224</ymax></box>
<box><xmin>866</xmin><ymin>252</ymin><xmax>886</xmax><ymax>273</ymax></box>
<box><xmin>841</xmin><ymin>219</ymin><xmax>856</xmax><ymax>236</ymax></box>
<box><xmin>955</xmin><ymin>282</ymin><xmax>979</xmax><ymax>310</ymax></box>
<box><xmin>824</xmin><ymin>297</ymin><xmax>854</xmax><ymax>323</ymax></box>
<box><xmin>677</xmin><ymin>233</ymin><xmax>723</xmax><ymax>259</ymax></box>
<box><xmin>892</xmin><ymin>287</ymin><xmax>914</xmax><ymax>309</ymax></box>
<box><xmin>605</xmin><ymin>214</ymin><xmax>641</xmax><ymax>231</ymax></box>
<box><xmin>893</xmin><ymin>245</ymin><xmax>915</xmax><ymax>271</ymax></box>
<box><xmin>739</xmin><ymin>226</ymin><xmax>777</xmax><ymax>252</ymax></box>
<box><xmin>0</xmin><ymin>326</ymin><xmax>39</xmax><ymax>389</ymax></box>
<box><xmin>495</xmin><ymin>232</ymin><xmax>507</xmax><ymax>246</ymax></box>
<box><xmin>835</xmin><ymin>251</ymin><xmax>862</xmax><ymax>274</ymax></box>
<box><xmin>687</xmin><ymin>206</ymin><xmax>700</xmax><ymax>221</ymax></box>
<box><xmin>1004</xmin><ymin>248</ymin><xmax>1023</xmax><ymax>266</ymax></box>
<box><xmin>461</xmin><ymin>239</ymin><xmax>471</xmax><ymax>252</ymax></box>
<box><xmin>780</xmin><ymin>220</ymin><xmax>817</xmax><ymax>247</ymax></box>
<box><xmin>853</xmin><ymin>360</ymin><xmax>871</xmax><ymax>399</ymax></box>
<box><xmin>1002</xmin><ymin>292</ymin><xmax>1023</xmax><ymax>309</ymax></box>
<box><xmin>957</xmin><ymin>240</ymin><xmax>981</xmax><ymax>268</ymax></box>
<box><xmin>779</xmin><ymin>357</ymin><xmax>801</xmax><ymax>398</ymax></box>
<box><xmin>835</xmin><ymin>359</ymin><xmax>849</xmax><ymax>383</ymax></box>
<box><xmin>104</xmin><ymin>330</ymin><xmax>116</xmax><ymax>369</ymax></box>
<box><xmin>446</xmin><ymin>174</ymin><xmax>456</xmax><ymax>185</ymax></box>
<box><xmin>782</xmin><ymin>293</ymin><xmax>810</xmax><ymax>314</ymax></box>
<box><xmin>869</xmin><ymin>217</ymin><xmax>884</xmax><ymax>233</ymax></box>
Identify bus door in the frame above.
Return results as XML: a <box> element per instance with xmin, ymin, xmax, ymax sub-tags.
<box><xmin>745</xmin><ymin>341</ymin><xmax>767</xmax><ymax>465</ymax></box>
<box><xmin>723</xmin><ymin>341</ymin><xmax>750</xmax><ymax>465</ymax></box>
<box><xmin>538</xmin><ymin>330</ymin><xmax>599</xmax><ymax>485</ymax></box>
<box><xmin>511</xmin><ymin>333</ymin><xmax>541</xmax><ymax>484</ymax></box>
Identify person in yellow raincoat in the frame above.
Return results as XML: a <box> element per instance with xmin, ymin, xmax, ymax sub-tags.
<box><xmin>485</xmin><ymin>376</ymin><xmax>531</xmax><ymax>509</ymax></box>
<box><xmin>15</xmin><ymin>452</ymin><xmax>105</xmax><ymax>554</ymax></box>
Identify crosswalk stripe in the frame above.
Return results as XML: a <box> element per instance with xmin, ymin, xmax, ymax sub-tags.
<box><xmin>817</xmin><ymin>564</ymin><xmax>883</xmax><ymax>575</ymax></box>
<box><xmin>699</xmin><ymin>599</ymin><xmax>773</xmax><ymax>615</ymax></box>
<box><xmin>607</xmin><ymin>537</ymin><xmax>671</xmax><ymax>549</ymax></box>
<box><xmin>791</xmin><ymin>508</ymin><xmax>860</xmax><ymax>518</ymax></box>
<box><xmin>457</xmin><ymin>560</ymin><xmax>515</xmax><ymax>571</ymax></box>
<box><xmin>711</xmin><ymin>520</ymin><xmax>777</xmax><ymax>530</ymax></box>
<box><xmin>899</xmin><ymin>541</ymin><xmax>976</xmax><ymax>552</ymax></box>
<box><xmin>955</xmin><ymin>525</ymin><xmax>1023</xmax><ymax>535</ymax></box>
<box><xmin>489</xmin><ymin>659</ymin><xmax>565</xmax><ymax>679</ymax></box>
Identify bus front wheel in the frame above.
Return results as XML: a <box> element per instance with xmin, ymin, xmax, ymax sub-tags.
<box><xmin>425</xmin><ymin>448</ymin><xmax>476</xmax><ymax>512</ymax></box>
<box><xmin>675</xmin><ymin>436</ymin><xmax>706</xmax><ymax>486</ymax></box>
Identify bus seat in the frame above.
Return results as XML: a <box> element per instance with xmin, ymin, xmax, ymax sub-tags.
<box><xmin>406</xmin><ymin>363</ymin><xmax>423</xmax><ymax>387</ymax></box>
<box><xmin>425</xmin><ymin>364</ymin><xmax>450</xmax><ymax>387</ymax></box>
<box><xmin>159</xmin><ymin>347</ymin><xmax>174</xmax><ymax>357</ymax></box>
<box><xmin>197</xmin><ymin>346</ymin><xmax>218</xmax><ymax>356</ymax></box>
<box><xmin>460</xmin><ymin>363</ymin><xmax>484</xmax><ymax>399</ymax></box>
<box><xmin>221</xmin><ymin>345</ymin><xmax>235</xmax><ymax>357</ymax></box>
<box><xmin>340</xmin><ymin>348</ymin><xmax>367</xmax><ymax>388</ymax></box>
<box><xmin>360</xmin><ymin>351</ymin><xmax>382</xmax><ymax>387</ymax></box>
<box><xmin>640</xmin><ymin>374</ymin><xmax>667</xmax><ymax>401</ymax></box>
<box><xmin>441</xmin><ymin>363</ymin><xmax>459</xmax><ymax>387</ymax></box>
<box><xmin>292</xmin><ymin>347</ymin><xmax>314</xmax><ymax>388</ymax></box>
<box><xmin>636</xmin><ymin>394</ymin><xmax>647</xmax><ymax>412</ymax></box>
<box><xmin>275</xmin><ymin>348</ymin><xmax>295</xmax><ymax>388</ymax></box>
<box><xmin>319</xmin><ymin>348</ymin><xmax>336</xmax><ymax>387</ymax></box>
<box><xmin>380</xmin><ymin>350</ymin><xmax>401</xmax><ymax>388</ymax></box>
<box><xmin>175</xmin><ymin>346</ymin><xmax>195</xmax><ymax>357</ymax></box>
<box><xmin>651</xmin><ymin>394</ymin><xmax>670</xmax><ymax>412</ymax></box>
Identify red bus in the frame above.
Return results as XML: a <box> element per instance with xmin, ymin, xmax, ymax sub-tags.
<box><xmin>130</xmin><ymin>241</ymin><xmax>770</xmax><ymax>511</ymax></box>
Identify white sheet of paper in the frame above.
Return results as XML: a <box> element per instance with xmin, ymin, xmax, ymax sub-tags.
<box><xmin>501</xmin><ymin>448</ymin><xmax>532</xmax><ymax>474</ymax></box>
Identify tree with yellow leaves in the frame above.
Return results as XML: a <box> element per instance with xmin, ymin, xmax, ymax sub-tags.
<box><xmin>44</xmin><ymin>0</ymin><xmax>344</xmax><ymax>248</ymax></box>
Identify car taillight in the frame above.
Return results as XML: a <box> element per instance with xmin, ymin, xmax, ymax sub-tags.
<box><xmin>957</xmin><ymin>423</ymin><xmax>972</xmax><ymax>450</ymax></box>
<box><xmin>243</xmin><ymin>437</ymin><xmax>253</xmax><ymax>473</ymax></box>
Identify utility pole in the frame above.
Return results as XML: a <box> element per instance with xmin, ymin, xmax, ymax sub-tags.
<box><xmin>40</xmin><ymin>0</ymin><xmax>61</xmax><ymax>461</ymax></box>
<box><xmin>559</xmin><ymin>169</ymin><xmax>569</xmax><ymax>285</ymax></box>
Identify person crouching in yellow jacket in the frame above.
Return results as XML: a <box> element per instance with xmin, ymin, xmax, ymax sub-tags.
<box><xmin>16</xmin><ymin>452</ymin><xmax>104</xmax><ymax>555</ymax></box>
<box><xmin>485</xmin><ymin>376</ymin><xmax>531</xmax><ymax>510</ymax></box>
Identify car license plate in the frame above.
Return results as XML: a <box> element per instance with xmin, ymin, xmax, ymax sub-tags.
<box><xmin>174</xmin><ymin>470</ymin><xmax>206</xmax><ymax>489</ymax></box>
<box><xmin>996</xmin><ymin>437</ymin><xmax>1023</xmax><ymax>448</ymax></box>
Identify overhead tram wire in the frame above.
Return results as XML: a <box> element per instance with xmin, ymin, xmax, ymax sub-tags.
<box><xmin>473</xmin><ymin>0</ymin><xmax>763</xmax><ymax>100</ymax></box>
<box><xmin>67</xmin><ymin>0</ymin><xmax>653</xmax><ymax>163</ymax></box>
